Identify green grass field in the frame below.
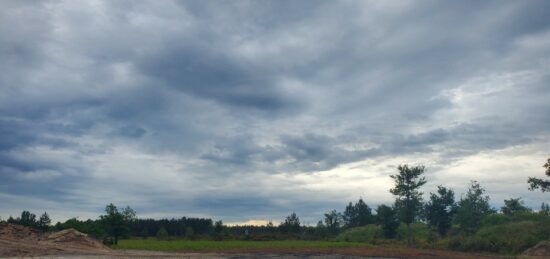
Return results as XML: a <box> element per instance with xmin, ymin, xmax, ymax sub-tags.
<box><xmin>112</xmin><ymin>239</ymin><xmax>370</xmax><ymax>252</ymax></box>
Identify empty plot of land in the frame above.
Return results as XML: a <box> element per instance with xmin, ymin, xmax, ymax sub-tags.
<box><xmin>0</xmin><ymin>223</ymin><xmax>518</xmax><ymax>258</ymax></box>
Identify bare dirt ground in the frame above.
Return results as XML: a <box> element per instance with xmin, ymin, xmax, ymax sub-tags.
<box><xmin>0</xmin><ymin>223</ymin><xmax>110</xmax><ymax>257</ymax></box>
<box><xmin>522</xmin><ymin>240</ymin><xmax>550</xmax><ymax>257</ymax></box>
<box><xmin>0</xmin><ymin>223</ymin><xmax>535</xmax><ymax>258</ymax></box>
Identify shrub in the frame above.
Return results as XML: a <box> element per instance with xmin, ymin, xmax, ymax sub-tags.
<box><xmin>335</xmin><ymin>225</ymin><xmax>382</xmax><ymax>243</ymax></box>
<box><xmin>156</xmin><ymin>227</ymin><xmax>169</xmax><ymax>240</ymax></box>
<box><xmin>447</xmin><ymin>217</ymin><xmax>550</xmax><ymax>254</ymax></box>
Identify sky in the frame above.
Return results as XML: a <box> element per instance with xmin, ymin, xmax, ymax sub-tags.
<box><xmin>1</xmin><ymin>0</ymin><xmax>549</xmax><ymax>225</ymax></box>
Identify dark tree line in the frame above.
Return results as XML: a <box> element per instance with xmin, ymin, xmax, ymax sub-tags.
<box><xmin>128</xmin><ymin>217</ymin><xmax>213</xmax><ymax>238</ymax></box>
<box><xmin>3</xmin><ymin>159</ymin><xmax>548</xmax><ymax>245</ymax></box>
<box><xmin>6</xmin><ymin>211</ymin><xmax>51</xmax><ymax>232</ymax></box>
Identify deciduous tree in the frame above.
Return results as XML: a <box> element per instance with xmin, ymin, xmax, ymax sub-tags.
<box><xmin>20</xmin><ymin>211</ymin><xmax>37</xmax><ymax>227</ymax></box>
<box><xmin>100</xmin><ymin>203</ymin><xmax>135</xmax><ymax>245</ymax></box>
<box><xmin>280</xmin><ymin>212</ymin><xmax>301</xmax><ymax>233</ymax></box>
<box><xmin>527</xmin><ymin>158</ymin><xmax>550</xmax><ymax>192</ymax></box>
<box><xmin>501</xmin><ymin>198</ymin><xmax>531</xmax><ymax>215</ymax></box>
<box><xmin>425</xmin><ymin>186</ymin><xmax>456</xmax><ymax>236</ymax></box>
<box><xmin>454</xmin><ymin>181</ymin><xmax>495</xmax><ymax>234</ymax></box>
<box><xmin>323</xmin><ymin>210</ymin><xmax>342</xmax><ymax>234</ymax></box>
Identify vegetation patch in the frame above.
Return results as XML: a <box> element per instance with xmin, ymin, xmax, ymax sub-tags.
<box><xmin>112</xmin><ymin>239</ymin><xmax>370</xmax><ymax>252</ymax></box>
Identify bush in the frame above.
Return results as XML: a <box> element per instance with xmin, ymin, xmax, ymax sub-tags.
<box><xmin>481</xmin><ymin>214</ymin><xmax>510</xmax><ymax>226</ymax></box>
<box><xmin>460</xmin><ymin>236</ymin><xmax>497</xmax><ymax>253</ymax></box>
<box><xmin>336</xmin><ymin>223</ymin><xmax>433</xmax><ymax>245</ymax></box>
<box><xmin>476</xmin><ymin>220</ymin><xmax>548</xmax><ymax>254</ymax></box>
<box><xmin>447</xmin><ymin>217</ymin><xmax>550</xmax><ymax>254</ymax></box>
<box><xmin>397</xmin><ymin>223</ymin><xmax>431</xmax><ymax>242</ymax></box>
<box><xmin>335</xmin><ymin>225</ymin><xmax>382</xmax><ymax>243</ymax></box>
<box><xmin>156</xmin><ymin>227</ymin><xmax>169</xmax><ymax>240</ymax></box>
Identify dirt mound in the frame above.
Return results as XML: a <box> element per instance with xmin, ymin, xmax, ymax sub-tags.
<box><xmin>0</xmin><ymin>222</ymin><xmax>41</xmax><ymax>241</ymax></box>
<box><xmin>0</xmin><ymin>223</ymin><xmax>110</xmax><ymax>257</ymax></box>
<box><xmin>42</xmin><ymin>228</ymin><xmax>110</xmax><ymax>251</ymax></box>
<box><xmin>523</xmin><ymin>240</ymin><xmax>550</xmax><ymax>256</ymax></box>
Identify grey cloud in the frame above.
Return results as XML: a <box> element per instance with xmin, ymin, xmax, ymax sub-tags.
<box><xmin>278</xmin><ymin>134</ymin><xmax>376</xmax><ymax>171</ymax></box>
<box><xmin>111</xmin><ymin>124</ymin><xmax>147</xmax><ymax>139</ymax></box>
<box><xmin>200</xmin><ymin>133</ymin><xmax>379</xmax><ymax>172</ymax></box>
<box><xmin>139</xmin><ymin>47</ymin><xmax>301</xmax><ymax>111</ymax></box>
<box><xmin>1</xmin><ymin>0</ymin><xmax>549</xmax><ymax>221</ymax></box>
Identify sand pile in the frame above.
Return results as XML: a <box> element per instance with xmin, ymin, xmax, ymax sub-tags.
<box><xmin>523</xmin><ymin>240</ymin><xmax>550</xmax><ymax>256</ymax></box>
<box><xmin>42</xmin><ymin>228</ymin><xmax>110</xmax><ymax>251</ymax></box>
<box><xmin>0</xmin><ymin>223</ymin><xmax>110</xmax><ymax>257</ymax></box>
<box><xmin>0</xmin><ymin>222</ymin><xmax>41</xmax><ymax>241</ymax></box>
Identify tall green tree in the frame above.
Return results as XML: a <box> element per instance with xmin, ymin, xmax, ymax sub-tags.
<box><xmin>390</xmin><ymin>164</ymin><xmax>427</xmax><ymax>246</ymax></box>
<box><xmin>343</xmin><ymin>202</ymin><xmax>356</xmax><ymax>227</ymax></box>
<box><xmin>323</xmin><ymin>210</ymin><xmax>342</xmax><ymax>235</ymax></box>
<box><xmin>527</xmin><ymin>158</ymin><xmax>550</xmax><ymax>192</ymax></box>
<box><xmin>343</xmin><ymin>198</ymin><xmax>374</xmax><ymax>228</ymax></box>
<box><xmin>280</xmin><ymin>212</ymin><xmax>301</xmax><ymax>233</ymax></box>
<box><xmin>425</xmin><ymin>186</ymin><xmax>456</xmax><ymax>236</ymax></box>
<box><xmin>376</xmin><ymin>204</ymin><xmax>399</xmax><ymax>238</ymax></box>
<box><xmin>37</xmin><ymin>212</ymin><xmax>51</xmax><ymax>232</ymax></box>
<box><xmin>454</xmin><ymin>181</ymin><xmax>495</xmax><ymax>234</ymax></box>
<box><xmin>212</xmin><ymin>220</ymin><xmax>224</xmax><ymax>240</ymax></box>
<box><xmin>19</xmin><ymin>211</ymin><xmax>37</xmax><ymax>227</ymax></box>
<box><xmin>501</xmin><ymin>198</ymin><xmax>531</xmax><ymax>215</ymax></box>
<box><xmin>100</xmin><ymin>203</ymin><xmax>135</xmax><ymax>245</ymax></box>
<box><xmin>121</xmin><ymin>206</ymin><xmax>136</xmax><ymax>222</ymax></box>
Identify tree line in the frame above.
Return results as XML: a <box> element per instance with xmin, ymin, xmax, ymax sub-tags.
<box><xmin>5</xmin><ymin>211</ymin><xmax>51</xmax><ymax>232</ymax></box>
<box><xmin>2</xmin><ymin>158</ymin><xmax>548</xmax><ymax>247</ymax></box>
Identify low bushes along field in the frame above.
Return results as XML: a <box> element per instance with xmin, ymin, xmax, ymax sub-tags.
<box><xmin>113</xmin><ymin>239</ymin><xmax>370</xmax><ymax>252</ymax></box>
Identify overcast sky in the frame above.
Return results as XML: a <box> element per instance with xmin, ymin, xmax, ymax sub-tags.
<box><xmin>1</xmin><ymin>0</ymin><xmax>549</xmax><ymax>224</ymax></box>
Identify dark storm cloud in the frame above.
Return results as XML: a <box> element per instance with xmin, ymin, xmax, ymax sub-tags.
<box><xmin>1</xmin><ymin>0</ymin><xmax>549</xmax><ymax>221</ymax></box>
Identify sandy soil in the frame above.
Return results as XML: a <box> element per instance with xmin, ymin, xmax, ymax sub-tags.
<box><xmin>522</xmin><ymin>240</ymin><xmax>550</xmax><ymax>257</ymax></box>
<box><xmin>0</xmin><ymin>223</ymin><xmax>110</xmax><ymax>257</ymax></box>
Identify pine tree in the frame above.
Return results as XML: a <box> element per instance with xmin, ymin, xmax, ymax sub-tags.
<box><xmin>376</xmin><ymin>204</ymin><xmax>399</xmax><ymax>238</ymax></box>
<box><xmin>390</xmin><ymin>164</ymin><xmax>427</xmax><ymax>246</ymax></box>
<box><xmin>38</xmin><ymin>212</ymin><xmax>51</xmax><ymax>232</ymax></box>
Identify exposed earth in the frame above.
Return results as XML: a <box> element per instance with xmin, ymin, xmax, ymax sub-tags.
<box><xmin>0</xmin><ymin>223</ymin><xmax>545</xmax><ymax>258</ymax></box>
<box><xmin>0</xmin><ymin>223</ymin><xmax>109</xmax><ymax>257</ymax></box>
<box><xmin>522</xmin><ymin>240</ymin><xmax>550</xmax><ymax>257</ymax></box>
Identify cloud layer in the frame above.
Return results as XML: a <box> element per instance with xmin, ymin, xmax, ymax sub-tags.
<box><xmin>1</xmin><ymin>0</ymin><xmax>549</xmax><ymax>223</ymax></box>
